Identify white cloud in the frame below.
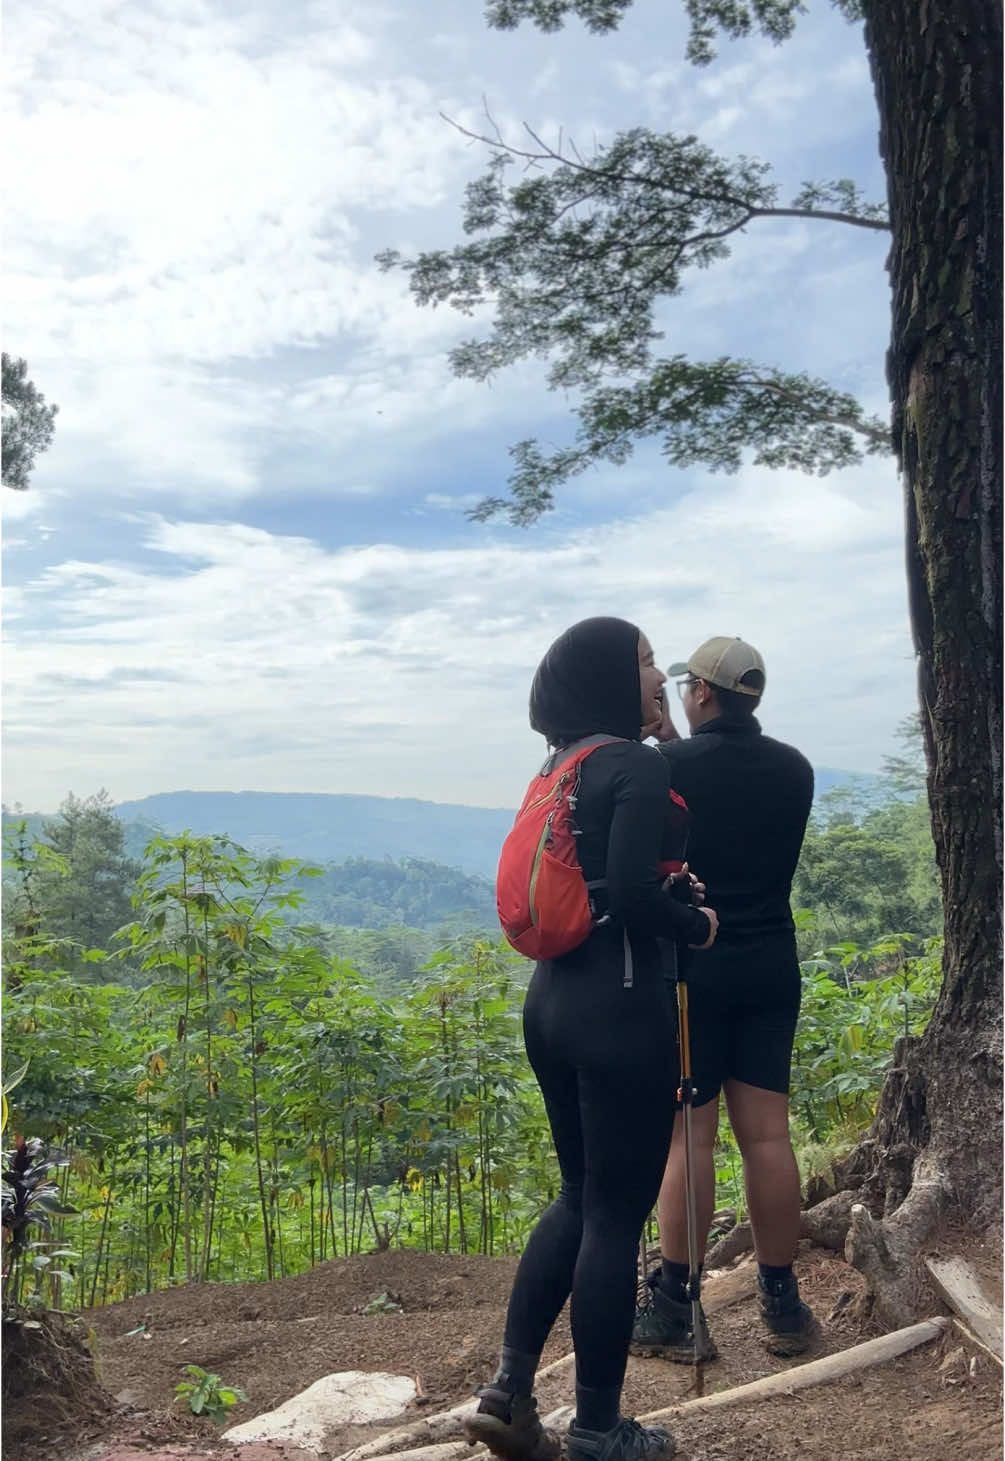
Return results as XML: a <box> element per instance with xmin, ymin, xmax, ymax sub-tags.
<box><xmin>3</xmin><ymin>0</ymin><xmax>502</xmax><ymax>497</ymax></box>
<box><xmin>4</xmin><ymin>456</ymin><xmax>915</xmax><ymax>811</ymax></box>
<box><xmin>3</xmin><ymin>0</ymin><xmax>910</xmax><ymax>820</ymax></box>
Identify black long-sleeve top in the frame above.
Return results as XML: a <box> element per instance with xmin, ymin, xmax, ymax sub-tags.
<box><xmin>659</xmin><ymin>716</ymin><xmax>813</xmax><ymax>941</ymax></box>
<box><xmin>555</xmin><ymin>740</ymin><xmax>711</xmax><ymax>958</ymax></box>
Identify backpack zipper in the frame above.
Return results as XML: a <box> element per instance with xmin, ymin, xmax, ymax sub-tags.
<box><xmin>528</xmin><ymin>810</ymin><xmax>556</xmax><ymax>926</ymax></box>
<box><xmin>524</xmin><ymin>770</ymin><xmax>571</xmax><ymax>818</ymax></box>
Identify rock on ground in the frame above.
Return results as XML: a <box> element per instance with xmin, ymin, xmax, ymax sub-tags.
<box><xmin>222</xmin><ymin>1370</ymin><xmax>416</xmax><ymax>1452</ymax></box>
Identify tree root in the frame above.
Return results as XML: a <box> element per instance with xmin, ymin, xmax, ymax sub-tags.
<box><xmin>704</xmin><ymin>1189</ymin><xmax>856</xmax><ymax>1271</ymax></box>
<box><xmin>705</xmin><ymin>1221</ymin><xmax>753</xmax><ymax>1268</ymax></box>
<box><xmin>799</xmin><ymin>1189</ymin><xmax>856</xmax><ymax>1251</ymax></box>
<box><xmin>845</xmin><ymin>1157</ymin><xmax>949</xmax><ymax>1328</ymax></box>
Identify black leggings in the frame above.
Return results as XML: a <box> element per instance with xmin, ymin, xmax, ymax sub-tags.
<box><xmin>502</xmin><ymin>945</ymin><xmax>679</xmax><ymax>1390</ymax></box>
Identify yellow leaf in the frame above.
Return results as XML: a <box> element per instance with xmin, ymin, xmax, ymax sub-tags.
<box><xmin>224</xmin><ymin>1008</ymin><xmax>238</xmax><ymax>1031</ymax></box>
<box><xmin>224</xmin><ymin>923</ymin><xmax>247</xmax><ymax>950</ymax></box>
<box><xmin>149</xmin><ymin>1053</ymin><xmax>167</xmax><ymax>1077</ymax></box>
<box><xmin>136</xmin><ymin>1079</ymin><xmax>152</xmax><ymax>1098</ymax></box>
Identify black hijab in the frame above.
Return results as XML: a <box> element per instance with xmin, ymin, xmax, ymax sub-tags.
<box><xmin>529</xmin><ymin>616</ymin><xmax>642</xmax><ymax>746</ymax></box>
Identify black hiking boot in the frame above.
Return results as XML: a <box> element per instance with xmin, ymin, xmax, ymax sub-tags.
<box><xmin>463</xmin><ymin>1385</ymin><xmax>560</xmax><ymax>1461</ymax></box>
<box><xmin>758</xmin><ymin>1273</ymin><xmax>817</xmax><ymax>1356</ymax></box>
<box><xmin>629</xmin><ymin>1273</ymin><xmax>718</xmax><ymax>1363</ymax></box>
<box><xmin>567</xmin><ymin>1416</ymin><xmax>676</xmax><ymax>1461</ymax></box>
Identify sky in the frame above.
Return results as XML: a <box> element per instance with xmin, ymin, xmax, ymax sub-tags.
<box><xmin>3</xmin><ymin>0</ymin><xmax>916</xmax><ymax>814</ymax></box>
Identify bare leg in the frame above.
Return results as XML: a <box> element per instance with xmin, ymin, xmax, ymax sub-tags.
<box><xmin>724</xmin><ymin>1080</ymin><xmax>801</xmax><ymax>1266</ymax></box>
<box><xmin>656</xmin><ymin>1098</ymin><xmax>720</xmax><ymax>1265</ymax></box>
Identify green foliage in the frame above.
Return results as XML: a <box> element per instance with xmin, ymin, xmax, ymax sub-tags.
<box><xmin>381</xmin><ymin>5</ymin><xmax>886</xmax><ymax>522</ymax></box>
<box><xmin>1</xmin><ymin>353</ymin><xmax>59</xmax><ymax>492</ymax></box>
<box><xmin>3</xmin><ymin>794</ymin><xmax>140</xmax><ymax>981</ymax></box>
<box><xmin>1</xmin><ymin>1133</ymin><xmax>78</xmax><ymax>1315</ymax></box>
<box><xmin>2</xmin><ymin>1137</ymin><xmax>74</xmax><ymax>1262</ymax></box>
<box><xmin>792</xmin><ymin>772</ymin><xmax>939</xmax><ymax>950</ymax></box>
<box><xmin>363</xmin><ymin>1289</ymin><xmax>404</xmax><ymax>1314</ymax></box>
<box><xmin>792</xmin><ymin>934</ymin><xmax>941</xmax><ymax>1139</ymax></box>
<box><xmin>0</xmin><ymin>769</ymin><xmax>943</xmax><ymax>1303</ymax></box>
<box><xmin>300</xmin><ymin>857</ymin><xmax>494</xmax><ymax>933</ymax></box>
<box><xmin>174</xmin><ymin>1363</ymin><xmax>248</xmax><ymax>1423</ymax></box>
<box><xmin>485</xmin><ymin>1</ymin><xmax>863</xmax><ymax>64</ymax></box>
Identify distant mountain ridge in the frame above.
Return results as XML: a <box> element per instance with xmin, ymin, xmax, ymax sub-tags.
<box><xmin>112</xmin><ymin>790</ymin><xmax>516</xmax><ymax>879</ymax></box>
<box><xmin>108</xmin><ymin>771</ymin><xmax>874</xmax><ymax>878</ymax></box>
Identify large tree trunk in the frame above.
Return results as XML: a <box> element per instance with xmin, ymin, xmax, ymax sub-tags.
<box><xmin>844</xmin><ymin>0</ymin><xmax>1003</xmax><ymax>1324</ymax></box>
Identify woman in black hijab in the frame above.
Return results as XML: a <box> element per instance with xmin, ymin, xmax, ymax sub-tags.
<box><xmin>466</xmin><ymin>618</ymin><xmax>717</xmax><ymax>1461</ymax></box>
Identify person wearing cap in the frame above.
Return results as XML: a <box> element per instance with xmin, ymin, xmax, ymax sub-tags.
<box><xmin>632</xmin><ymin>637</ymin><xmax>816</xmax><ymax>1361</ymax></box>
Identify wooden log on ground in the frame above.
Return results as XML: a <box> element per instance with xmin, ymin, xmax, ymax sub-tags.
<box><xmin>334</xmin><ymin>1362</ymin><xmax>576</xmax><ymax>1461</ymax></box>
<box><xmin>334</xmin><ymin>1400</ymin><xmax>479</xmax><ymax>1461</ymax></box>
<box><xmin>925</xmin><ymin>1256</ymin><xmax>1003</xmax><ymax>1361</ymax></box>
<box><xmin>355</xmin><ymin>1405</ymin><xmax>576</xmax><ymax>1461</ymax></box>
<box><xmin>638</xmin><ymin>1317</ymin><xmax>949</xmax><ymax>1422</ymax></box>
<box><xmin>361</xmin><ymin>1442</ymin><xmax>476</xmax><ymax>1461</ymax></box>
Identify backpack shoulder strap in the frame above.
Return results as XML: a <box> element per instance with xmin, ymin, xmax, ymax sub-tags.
<box><xmin>539</xmin><ymin>734</ymin><xmax>627</xmax><ymax>777</ymax></box>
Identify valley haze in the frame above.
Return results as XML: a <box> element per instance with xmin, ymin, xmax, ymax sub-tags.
<box><xmin>8</xmin><ymin>772</ymin><xmax>877</xmax><ymax>881</ymax></box>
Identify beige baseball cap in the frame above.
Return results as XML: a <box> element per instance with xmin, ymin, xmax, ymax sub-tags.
<box><xmin>668</xmin><ymin>637</ymin><xmax>766</xmax><ymax>697</ymax></box>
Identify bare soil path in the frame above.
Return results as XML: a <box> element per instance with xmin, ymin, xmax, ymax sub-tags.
<box><xmin>6</xmin><ymin>1241</ymin><xmax>998</xmax><ymax>1461</ymax></box>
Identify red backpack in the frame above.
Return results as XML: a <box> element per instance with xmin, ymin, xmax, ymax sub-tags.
<box><xmin>496</xmin><ymin>737</ymin><xmax>690</xmax><ymax>961</ymax></box>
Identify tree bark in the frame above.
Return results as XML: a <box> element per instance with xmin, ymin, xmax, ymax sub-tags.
<box><xmin>852</xmin><ymin>0</ymin><xmax>1003</xmax><ymax>1316</ymax></box>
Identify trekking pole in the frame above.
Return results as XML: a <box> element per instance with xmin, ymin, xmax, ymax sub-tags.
<box><xmin>675</xmin><ymin>973</ymin><xmax>706</xmax><ymax>1398</ymax></box>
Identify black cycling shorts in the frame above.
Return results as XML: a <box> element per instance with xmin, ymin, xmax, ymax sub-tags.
<box><xmin>678</xmin><ymin>932</ymin><xmax>801</xmax><ymax>1108</ymax></box>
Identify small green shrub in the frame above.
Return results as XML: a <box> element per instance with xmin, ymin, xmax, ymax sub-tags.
<box><xmin>174</xmin><ymin>1363</ymin><xmax>248</xmax><ymax>1423</ymax></box>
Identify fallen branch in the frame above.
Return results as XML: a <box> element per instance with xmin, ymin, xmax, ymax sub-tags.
<box><xmin>353</xmin><ymin>1405</ymin><xmax>576</xmax><ymax>1461</ymax></box>
<box><xmin>363</xmin><ymin>1443</ymin><xmax>475</xmax><ymax>1461</ymax></box>
<box><xmin>638</xmin><ymin>1316</ymin><xmax>948</xmax><ymax>1421</ymax></box>
<box><xmin>925</xmin><ymin>1256</ymin><xmax>1003</xmax><ymax>1362</ymax></box>
<box><xmin>334</xmin><ymin>1358</ymin><xmax>576</xmax><ymax>1461</ymax></box>
<box><xmin>334</xmin><ymin>1401</ymin><xmax>479</xmax><ymax>1461</ymax></box>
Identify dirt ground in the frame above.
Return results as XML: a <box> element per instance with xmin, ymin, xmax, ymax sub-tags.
<box><xmin>6</xmin><ymin>1240</ymin><xmax>1000</xmax><ymax>1461</ymax></box>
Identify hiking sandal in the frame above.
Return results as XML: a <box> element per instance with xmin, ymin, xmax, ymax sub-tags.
<box><xmin>463</xmin><ymin>1386</ymin><xmax>560</xmax><ymax>1461</ymax></box>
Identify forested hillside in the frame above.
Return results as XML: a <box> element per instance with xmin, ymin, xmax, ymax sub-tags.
<box><xmin>112</xmin><ymin>790</ymin><xmax>517</xmax><ymax>878</ymax></box>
